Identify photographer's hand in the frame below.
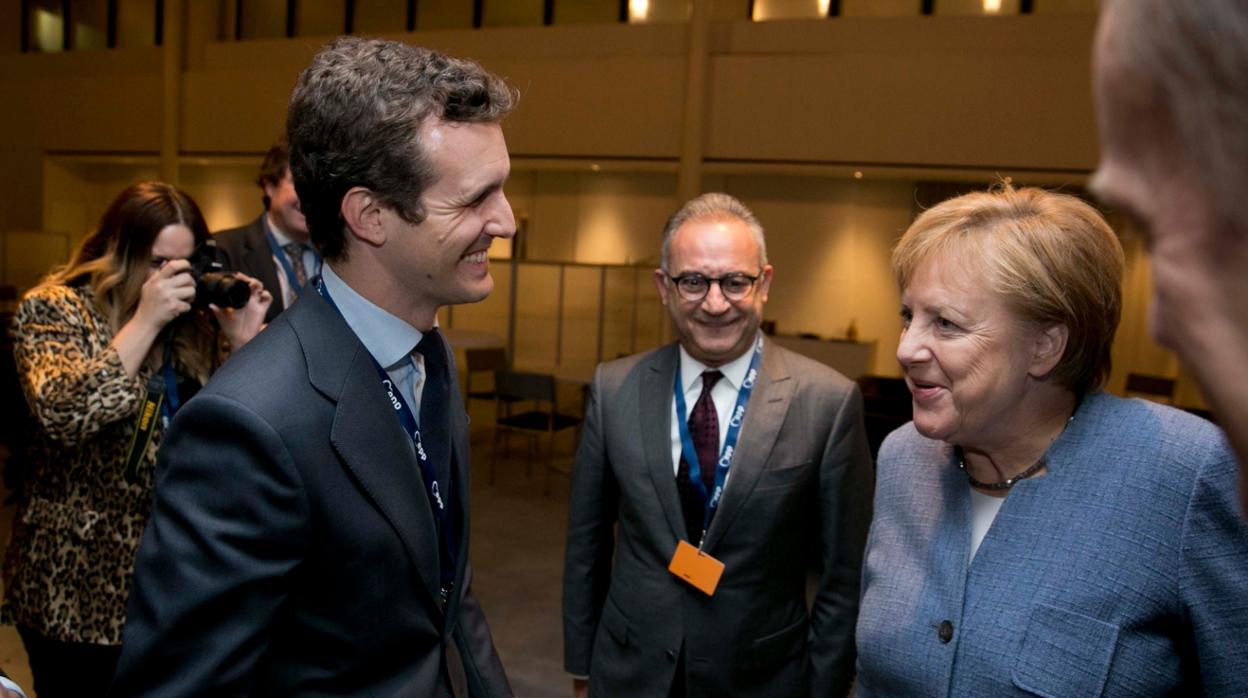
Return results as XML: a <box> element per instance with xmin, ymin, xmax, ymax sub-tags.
<box><xmin>211</xmin><ymin>272</ymin><xmax>272</xmax><ymax>350</ymax></box>
<box><xmin>112</xmin><ymin>259</ymin><xmax>196</xmax><ymax>378</ymax></box>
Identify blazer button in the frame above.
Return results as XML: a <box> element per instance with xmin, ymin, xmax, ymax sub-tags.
<box><xmin>937</xmin><ymin>620</ymin><xmax>954</xmax><ymax>643</ymax></box>
<box><xmin>665</xmin><ymin>649</ymin><xmax>678</xmax><ymax>662</ymax></box>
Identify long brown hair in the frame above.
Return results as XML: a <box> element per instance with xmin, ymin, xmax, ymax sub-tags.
<box><xmin>37</xmin><ymin>181</ymin><xmax>217</xmax><ymax>383</ymax></box>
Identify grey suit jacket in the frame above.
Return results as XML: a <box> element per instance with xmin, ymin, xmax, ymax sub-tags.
<box><xmin>111</xmin><ymin>287</ymin><xmax>510</xmax><ymax>697</ymax></box>
<box><xmin>563</xmin><ymin>341</ymin><xmax>873</xmax><ymax>698</ymax></box>
<box><xmin>213</xmin><ymin>216</ymin><xmax>286</xmax><ymax>324</ymax></box>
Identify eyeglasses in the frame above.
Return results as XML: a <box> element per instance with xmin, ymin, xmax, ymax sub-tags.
<box><xmin>667</xmin><ymin>272</ymin><xmax>761</xmax><ymax>302</ymax></box>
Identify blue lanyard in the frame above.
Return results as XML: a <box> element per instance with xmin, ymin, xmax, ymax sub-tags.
<box><xmin>315</xmin><ymin>279</ymin><xmax>457</xmax><ymax>586</ymax></box>
<box><xmin>673</xmin><ymin>336</ymin><xmax>763</xmax><ymax>542</ymax></box>
<box><xmin>160</xmin><ymin>357</ymin><xmax>180</xmax><ymax>421</ymax></box>
<box><xmin>263</xmin><ymin>225</ymin><xmax>318</xmax><ymax>298</ymax></box>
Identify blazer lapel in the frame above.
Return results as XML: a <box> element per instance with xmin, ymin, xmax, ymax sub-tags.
<box><xmin>640</xmin><ymin>344</ymin><xmax>688</xmax><ymax>541</ymax></box>
<box><xmin>292</xmin><ymin>293</ymin><xmax>444</xmax><ymax>615</ymax></box>
<box><xmin>702</xmin><ymin>342</ymin><xmax>794</xmax><ymax>551</ymax></box>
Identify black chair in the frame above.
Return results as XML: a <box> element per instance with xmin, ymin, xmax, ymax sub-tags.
<box><xmin>1125</xmin><ymin>372</ymin><xmax>1176</xmax><ymax>404</ymax></box>
<box><xmin>856</xmin><ymin>375</ymin><xmax>913</xmax><ymax>461</ymax></box>
<box><xmin>464</xmin><ymin>347</ymin><xmax>508</xmax><ymax>409</ymax></box>
<box><xmin>490</xmin><ymin>370</ymin><xmax>582</xmax><ymax>494</ymax></box>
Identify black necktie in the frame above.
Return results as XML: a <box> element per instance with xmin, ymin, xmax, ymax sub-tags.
<box><xmin>677</xmin><ymin>370</ymin><xmax>723</xmax><ymax>544</ymax></box>
<box><xmin>415</xmin><ymin>329</ymin><xmax>457</xmax><ymax>578</ymax></box>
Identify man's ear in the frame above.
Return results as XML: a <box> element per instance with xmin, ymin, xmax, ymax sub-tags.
<box><xmin>1029</xmin><ymin>324</ymin><xmax>1069</xmax><ymax>378</ymax></box>
<box><xmin>756</xmin><ymin>264</ymin><xmax>774</xmax><ymax>304</ymax></box>
<box><xmin>262</xmin><ymin>181</ymin><xmax>279</xmax><ymax>207</ymax></box>
<box><xmin>653</xmin><ymin>268</ymin><xmax>670</xmax><ymax>306</ymax></box>
<box><xmin>341</xmin><ymin>187</ymin><xmax>386</xmax><ymax>248</ymax></box>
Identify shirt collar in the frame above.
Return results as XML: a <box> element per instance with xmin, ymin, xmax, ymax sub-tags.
<box><xmin>264</xmin><ymin>213</ymin><xmax>296</xmax><ymax>248</ymax></box>
<box><xmin>321</xmin><ymin>263</ymin><xmax>423</xmax><ymax>371</ymax></box>
<box><xmin>677</xmin><ymin>333</ymin><xmax>762</xmax><ymax>395</ymax></box>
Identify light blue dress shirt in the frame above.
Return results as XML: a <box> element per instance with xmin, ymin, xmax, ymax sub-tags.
<box><xmin>320</xmin><ymin>264</ymin><xmax>428</xmax><ymax>415</ymax></box>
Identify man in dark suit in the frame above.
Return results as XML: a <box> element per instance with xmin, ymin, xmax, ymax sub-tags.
<box><xmin>213</xmin><ymin>140</ymin><xmax>318</xmax><ymax>323</ymax></box>
<box><xmin>562</xmin><ymin>193</ymin><xmax>874</xmax><ymax>698</ymax></box>
<box><xmin>111</xmin><ymin>37</ymin><xmax>517</xmax><ymax>697</ymax></box>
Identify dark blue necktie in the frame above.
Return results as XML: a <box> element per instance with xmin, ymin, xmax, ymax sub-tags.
<box><xmin>415</xmin><ymin>328</ymin><xmax>456</xmax><ymax>578</ymax></box>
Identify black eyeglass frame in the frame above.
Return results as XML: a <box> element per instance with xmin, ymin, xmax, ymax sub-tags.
<box><xmin>666</xmin><ymin>271</ymin><xmax>763</xmax><ymax>302</ymax></box>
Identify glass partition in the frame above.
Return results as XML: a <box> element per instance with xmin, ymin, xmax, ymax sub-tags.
<box><xmin>513</xmin><ymin>263</ymin><xmax>562</xmax><ymax>369</ymax></box>
<box><xmin>442</xmin><ymin>259</ymin><xmax>663</xmax><ymax>378</ymax></box>
<box><xmin>559</xmin><ymin>266</ymin><xmax>603</xmax><ymax>372</ymax></box>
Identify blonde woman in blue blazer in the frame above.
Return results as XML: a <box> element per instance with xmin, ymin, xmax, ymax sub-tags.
<box><xmin>855</xmin><ymin>186</ymin><xmax>1248</xmax><ymax>697</ymax></box>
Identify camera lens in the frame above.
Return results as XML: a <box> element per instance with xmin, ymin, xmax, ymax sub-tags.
<box><xmin>198</xmin><ymin>272</ymin><xmax>250</xmax><ymax>309</ymax></box>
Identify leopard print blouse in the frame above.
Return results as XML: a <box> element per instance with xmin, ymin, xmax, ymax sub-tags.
<box><xmin>2</xmin><ymin>284</ymin><xmax>176</xmax><ymax>645</ymax></box>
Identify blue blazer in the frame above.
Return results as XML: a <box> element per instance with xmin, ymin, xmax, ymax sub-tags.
<box><xmin>112</xmin><ymin>286</ymin><xmax>510</xmax><ymax>696</ymax></box>
<box><xmin>856</xmin><ymin>392</ymin><xmax>1248</xmax><ymax>697</ymax></box>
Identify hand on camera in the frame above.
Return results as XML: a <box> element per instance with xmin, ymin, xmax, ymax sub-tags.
<box><xmin>210</xmin><ymin>272</ymin><xmax>272</xmax><ymax>349</ymax></box>
<box><xmin>135</xmin><ymin>259</ymin><xmax>196</xmax><ymax>330</ymax></box>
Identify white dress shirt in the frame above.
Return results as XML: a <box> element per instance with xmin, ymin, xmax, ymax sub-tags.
<box><xmin>668</xmin><ymin>336</ymin><xmax>762</xmax><ymax>479</ymax></box>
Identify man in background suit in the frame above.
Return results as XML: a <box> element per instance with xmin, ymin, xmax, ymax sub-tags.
<box><xmin>111</xmin><ymin>37</ymin><xmax>517</xmax><ymax>696</ymax></box>
<box><xmin>214</xmin><ymin>140</ymin><xmax>319</xmax><ymax>323</ymax></box>
<box><xmin>1090</xmin><ymin>0</ymin><xmax>1248</xmax><ymax>511</ymax></box>
<box><xmin>562</xmin><ymin>193</ymin><xmax>874</xmax><ymax>697</ymax></box>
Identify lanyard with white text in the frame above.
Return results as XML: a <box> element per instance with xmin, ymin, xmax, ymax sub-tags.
<box><xmin>673</xmin><ymin>335</ymin><xmax>763</xmax><ymax>543</ymax></box>
<box><xmin>264</xmin><ymin>224</ymin><xmax>318</xmax><ymax>298</ymax></box>
<box><xmin>315</xmin><ymin>279</ymin><xmax>457</xmax><ymax>584</ymax></box>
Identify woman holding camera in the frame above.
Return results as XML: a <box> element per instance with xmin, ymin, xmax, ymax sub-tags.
<box><xmin>2</xmin><ymin>181</ymin><xmax>270</xmax><ymax>696</ymax></box>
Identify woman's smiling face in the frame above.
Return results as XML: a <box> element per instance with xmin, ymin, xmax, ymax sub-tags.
<box><xmin>896</xmin><ymin>255</ymin><xmax>1044</xmax><ymax>449</ymax></box>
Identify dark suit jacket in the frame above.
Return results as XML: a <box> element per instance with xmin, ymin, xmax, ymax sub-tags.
<box><xmin>111</xmin><ymin>288</ymin><xmax>511</xmax><ymax>697</ymax></box>
<box><xmin>563</xmin><ymin>341</ymin><xmax>874</xmax><ymax>698</ymax></box>
<box><xmin>213</xmin><ymin>216</ymin><xmax>285</xmax><ymax>323</ymax></box>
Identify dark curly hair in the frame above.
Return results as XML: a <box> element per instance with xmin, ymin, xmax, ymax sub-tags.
<box><xmin>256</xmin><ymin>138</ymin><xmax>291</xmax><ymax>210</ymax></box>
<box><xmin>286</xmin><ymin>37</ymin><xmax>516</xmax><ymax>261</ymax></box>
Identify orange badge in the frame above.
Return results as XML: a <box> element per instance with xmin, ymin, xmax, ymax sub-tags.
<box><xmin>668</xmin><ymin>540</ymin><xmax>725</xmax><ymax>596</ymax></box>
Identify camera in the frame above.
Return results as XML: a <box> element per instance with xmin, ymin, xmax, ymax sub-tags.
<box><xmin>188</xmin><ymin>241</ymin><xmax>250</xmax><ymax>309</ymax></box>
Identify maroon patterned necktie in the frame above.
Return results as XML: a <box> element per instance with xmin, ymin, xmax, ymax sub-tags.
<box><xmin>677</xmin><ymin>370</ymin><xmax>723</xmax><ymax>544</ymax></box>
<box><xmin>690</xmin><ymin>370</ymin><xmax>723</xmax><ymax>493</ymax></box>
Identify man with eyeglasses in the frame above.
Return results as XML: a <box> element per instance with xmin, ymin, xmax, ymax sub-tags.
<box><xmin>563</xmin><ymin>192</ymin><xmax>873</xmax><ymax>698</ymax></box>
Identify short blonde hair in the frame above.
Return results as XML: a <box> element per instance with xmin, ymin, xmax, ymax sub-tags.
<box><xmin>892</xmin><ymin>185</ymin><xmax>1125</xmax><ymax>396</ymax></box>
